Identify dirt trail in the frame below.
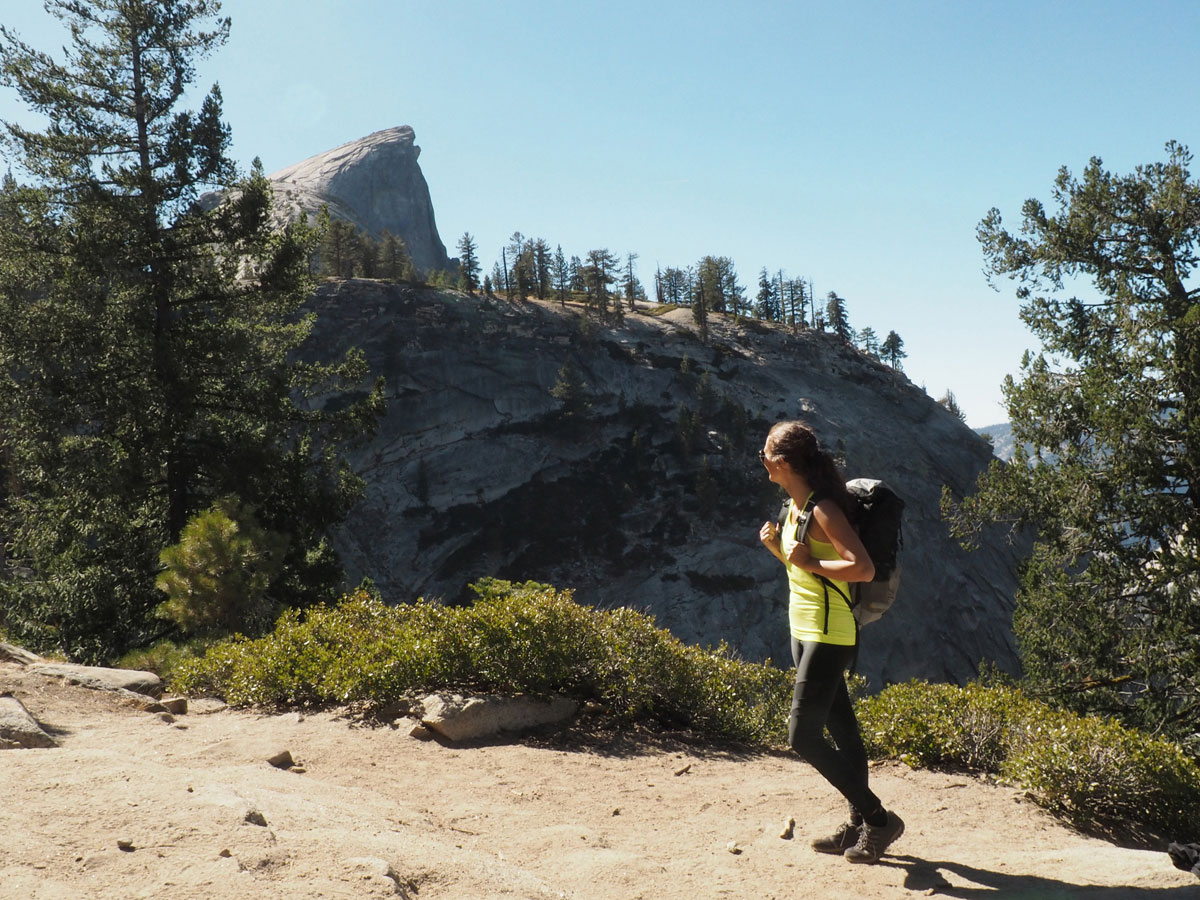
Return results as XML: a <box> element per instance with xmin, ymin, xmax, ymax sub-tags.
<box><xmin>1</xmin><ymin>664</ymin><xmax>1197</xmax><ymax>900</ymax></box>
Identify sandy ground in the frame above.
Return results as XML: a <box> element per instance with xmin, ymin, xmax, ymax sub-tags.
<box><xmin>1</xmin><ymin>663</ymin><xmax>1198</xmax><ymax>900</ymax></box>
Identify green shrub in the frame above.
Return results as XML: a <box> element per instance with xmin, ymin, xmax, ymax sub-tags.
<box><xmin>857</xmin><ymin>680</ymin><xmax>1033</xmax><ymax>772</ymax></box>
<box><xmin>170</xmin><ymin>578</ymin><xmax>793</xmax><ymax>744</ymax></box>
<box><xmin>858</xmin><ymin>680</ymin><xmax>1200</xmax><ymax>842</ymax></box>
<box><xmin>156</xmin><ymin>498</ymin><xmax>286</xmax><ymax>636</ymax></box>
<box><xmin>1002</xmin><ymin>708</ymin><xmax>1200</xmax><ymax>842</ymax></box>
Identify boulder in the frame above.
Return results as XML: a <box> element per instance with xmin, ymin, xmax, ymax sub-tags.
<box><xmin>28</xmin><ymin>663</ymin><xmax>162</xmax><ymax>698</ymax></box>
<box><xmin>0</xmin><ymin>642</ymin><xmax>41</xmax><ymax>665</ymax></box>
<box><xmin>0</xmin><ymin>695</ymin><xmax>57</xmax><ymax>749</ymax></box>
<box><xmin>419</xmin><ymin>693</ymin><xmax>579</xmax><ymax>742</ymax></box>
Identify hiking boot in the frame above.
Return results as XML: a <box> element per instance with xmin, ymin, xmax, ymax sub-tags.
<box><xmin>843</xmin><ymin>811</ymin><xmax>904</xmax><ymax>864</ymax></box>
<box><xmin>811</xmin><ymin>821</ymin><xmax>860</xmax><ymax>855</ymax></box>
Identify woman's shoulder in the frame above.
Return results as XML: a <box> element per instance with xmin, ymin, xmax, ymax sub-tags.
<box><xmin>811</xmin><ymin>495</ymin><xmax>850</xmax><ymax>525</ymax></box>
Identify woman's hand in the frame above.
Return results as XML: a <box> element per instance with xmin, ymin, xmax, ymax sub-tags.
<box><xmin>759</xmin><ymin>520</ymin><xmax>781</xmax><ymax>551</ymax></box>
<box><xmin>786</xmin><ymin>538</ymin><xmax>813</xmax><ymax>571</ymax></box>
<box><xmin>760</xmin><ymin>521</ymin><xmax>788</xmax><ymax>566</ymax></box>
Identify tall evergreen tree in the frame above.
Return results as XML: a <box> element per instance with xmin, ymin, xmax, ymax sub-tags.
<box><xmin>581</xmin><ymin>248</ymin><xmax>618</xmax><ymax>318</ymax></box>
<box><xmin>881</xmin><ymin>330</ymin><xmax>907</xmax><ymax>369</ymax></box>
<box><xmin>858</xmin><ymin>326</ymin><xmax>880</xmax><ymax>359</ymax></box>
<box><xmin>661</xmin><ymin>266</ymin><xmax>690</xmax><ymax>305</ymax></box>
<box><xmin>456</xmin><ymin>231</ymin><xmax>479</xmax><ymax>293</ymax></box>
<box><xmin>0</xmin><ymin>0</ymin><xmax>383</xmax><ymax>662</ymax></box>
<box><xmin>824</xmin><ymin>291</ymin><xmax>854</xmax><ymax>342</ymax></box>
<box><xmin>756</xmin><ymin>267</ymin><xmax>780</xmax><ymax>320</ymax></box>
<box><xmin>622</xmin><ymin>252</ymin><xmax>643</xmax><ymax>311</ymax></box>
<box><xmin>948</xmin><ymin>143</ymin><xmax>1200</xmax><ymax>748</ymax></box>
<box><xmin>379</xmin><ymin>229</ymin><xmax>413</xmax><ymax>281</ymax></box>
<box><xmin>357</xmin><ymin>230</ymin><xmax>379</xmax><ymax>278</ymax></box>
<box><xmin>552</xmin><ymin>244</ymin><xmax>569</xmax><ymax>305</ymax></box>
<box><xmin>692</xmin><ymin>271</ymin><xmax>709</xmax><ymax>343</ymax></box>
<box><xmin>321</xmin><ymin>215</ymin><xmax>358</xmax><ymax>277</ymax></box>
<box><xmin>533</xmin><ymin>238</ymin><xmax>552</xmax><ymax>301</ymax></box>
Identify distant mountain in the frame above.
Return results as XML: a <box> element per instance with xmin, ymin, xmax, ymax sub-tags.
<box><xmin>975</xmin><ymin>422</ymin><xmax>1015</xmax><ymax>460</ymax></box>
<box><xmin>268</xmin><ymin>127</ymin><xmax>452</xmax><ymax>274</ymax></box>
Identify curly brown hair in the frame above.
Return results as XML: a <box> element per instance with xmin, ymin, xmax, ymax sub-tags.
<box><xmin>765</xmin><ymin>420</ymin><xmax>850</xmax><ymax>514</ymax></box>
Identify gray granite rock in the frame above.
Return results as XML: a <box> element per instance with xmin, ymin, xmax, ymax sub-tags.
<box><xmin>266</xmin><ymin>126</ymin><xmax>451</xmax><ymax>275</ymax></box>
<box><xmin>307</xmin><ymin>282</ymin><xmax>1024</xmax><ymax>690</ymax></box>
<box><xmin>28</xmin><ymin>663</ymin><xmax>162</xmax><ymax>698</ymax></box>
<box><xmin>419</xmin><ymin>693</ymin><xmax>579</xmax><ymax>742</ymax></box>
<box><xmin>0</xmin><ymin>695</ymin><xmax>57</xmax><ymax>749</ymax></box>
<box><xmin>0</xmin><ymin>642</ymin><xmax>41</xmax><ymax>665</ymax></box>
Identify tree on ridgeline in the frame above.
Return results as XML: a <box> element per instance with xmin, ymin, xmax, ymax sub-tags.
<box><xmin>858</xmin><ymin>326</ymin><xmax>880</xmax><ymax>359</ymax></box>
<box><xmin>357</xmin><ymin>230</ymin><xmax>379</xmax><ymax>278</ymax></box>
<box><xmin>660</xmin><ymin>266</ymin><xmax>690</xmax><ymax>304</ymax></box>
<box><xmin>321</xmin><ymin>214</ymin><xmax>358</xmax><ymax>277</ymax></box>
<box><xmin>825</xmin><ymin>291</ymin><xmax>854</xmax><ymax>342</ymax></box>
<box><xmin>533</xmin><ymin>238</ymin><xmax>552</xmax><ymax>301</ymax></box>
<box><xmin>581</xmin><ymin>248</ymin><xmax>619</xmax><ymax>319</ymax></box>
<box><xmin>622</xmin><ymin>252</ymin><xmax>644</xmax><ymax>311</ymax></box>
<box><xmin>937</xmin><ymin>389</ymin><xmax>966</xmax><ymax>421</ymax></box>
<box><xmin>507</xmin><ymin>232</ymin><xmax>534</xmax><ymax>300</ymax></box>
<box><xmin>552</xmin><ymin>244</ymin><xmax>569</xmax><ymax>305</ymax></box>
<box><xmin>691</xmin><ymin>268</ymin><xmax>710</xmax><ymax>343</ymax></box>
<box><xmin>456</xmin><ymin>232</ymin><xmax>480</xmax><ymax>293</ymax></box>
<box><xmin>945</xmin><ymin>142</ymin><xmax>1200</xmax><ymax>751</ymax></box>
<box><xmin>756</xmin><ymin>268</ymin><xmax>780</xmax><ymax>320</ymax></box>
<box><xmin>0</xmin><ymin>0</ymin><xmax>384</xmax><ymax>663</ymax></box>
<box><xmin>380</xmin><ymin>229</ymin><xmax>414</xmax><ymax>281</ymax></box>
<box><xmin>569</xmin><ymin>255</ymin><xmax>583</xmax><ymax>292</ymax></box>
<box><xmin>697</xmin><ymin>256</ymin><xmax>745</xmax><ymax>316</ymax></box>
<box><xmin>881</xmin><ymin>330</ymin><xmax>906</xmax><ymax>369</ymax></box>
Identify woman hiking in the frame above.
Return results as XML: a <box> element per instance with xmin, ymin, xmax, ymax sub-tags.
<box><xmin>757</xmin><ymin>420</ymin><xmax>904</xmax><ymax>864</ymax></box>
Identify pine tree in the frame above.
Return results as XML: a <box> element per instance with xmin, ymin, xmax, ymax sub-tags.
<box><xmin>692</xmin><ymin>272</ymin><xmax>709</xmax><ymax>343</ymax></box>
<box><xmin>357</xmin><ymin>230</ymin><xmax>379</xmax><ymax>278</ymax></box>
<box><xmin>456</xmin><ymin>231</ymin><xmax>479</xmax><ymax>292</ymax></box>
<box><xmin>937</xmin><ymin>389</ymin><xmax>966</xmax><ymax>421</ymax></box>
<box><xmin>881</xmin><ymin>330</ymin><xmax>907</xmax><ymax>369</ymax></box>
<box><xmin>380</xmin><ymin>229</ymin><xmax>413</xmax><ymax>281</ymax></box>
<box><xmin>825</xmin><ymin>291</ymin><xmax>854</xmax><ymax>342</ymax></box>
<box><xmin>552</xmin><ymin>244</ymin><xmax>569</xmax><ymax>305</ymax></box>
<box><xmin>321</xmin><ymin>216</ymin><xmax>358</xmax><ymax>277</ymax></box>
<box><xmin>581</xmin><ymin>248</ymin><xmax>618</xmax><ymax>318</ymax></box>
<box><xmin>756</xmin><ymin>268</ymin><xmax>780</xmax><ymax>320</ymax></box>
<box><xmin>533</xmin><ymin>238</ymin><xmax>551</xmax><ymax>300</ymax></box>
<box><xmin>948</xmin><ymin>143</ymin><xmax>1200</xmax><ymax>747</ymax></box>
<box><xmin>622</xmin><ymin>252</ymin><xmax>643</xmax><ymax>311</ymax></box>
<box><xmin>0</xmin><ymin>1</ymin><xmax>383</xmax><ymax>662</ymax></box>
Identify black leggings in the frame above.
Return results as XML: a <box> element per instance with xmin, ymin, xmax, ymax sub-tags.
<box><xmin>788</xmin><ymin>638</ymin><xmax>881</xmax><ymax>820</ymax></box>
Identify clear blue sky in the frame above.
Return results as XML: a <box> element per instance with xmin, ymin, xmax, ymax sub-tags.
<box><xmin>4</xmin><ymin>0</ymin><xmax>1199</xmax><ymax>427</ymax></box>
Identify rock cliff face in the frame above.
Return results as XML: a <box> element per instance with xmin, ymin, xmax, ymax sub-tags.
<box><xmin>307</xmin><ymin>281</ymin><xmax>1022</xmax><ymax>690</ymax></box>
<box><xmin>267</xmin><ymin>127</ymin><xmax>452</xmax><ymax>275</ymax></box>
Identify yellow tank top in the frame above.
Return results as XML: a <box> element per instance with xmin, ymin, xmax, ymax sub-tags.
<box><xmin>780</xmin><ymin>498</ymin><xmax>857</xmax><ymax>646</ymax></box>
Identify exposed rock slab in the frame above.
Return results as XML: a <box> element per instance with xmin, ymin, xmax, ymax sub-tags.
<box><xmin>0</xmin><ymin>642</ymin><xmax>41</xmax><ymax>665</ymax></box>
<box><xmin>28</xmin><ymin>663</ymin><xmax>162</xmax><ymax>698</ymax></box>
<box><xmin>419</xmin><ymin>693</ymin><xmax>578</xmax><ymax>742</ymax></box>
<box><xmin>0</xmin><ymin>694</ymin><xmax>57</xmax><ymax>748</ymax></box>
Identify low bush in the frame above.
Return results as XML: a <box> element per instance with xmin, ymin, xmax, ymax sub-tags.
<box><xmin>170</xmin><ymin>578</ymin><xmax>792</xmax><ymax>744</ymax></box>
<box><xmin>858</xmin><ymin>680</ymin><xmax>1200</xmax><ymax>843</ymax></box>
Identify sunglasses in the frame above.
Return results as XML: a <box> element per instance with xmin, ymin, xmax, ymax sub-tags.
<box><xmin>758</xmin><ymin>450</ymin><xmax>769</xmax><ymax>463</ymax></box>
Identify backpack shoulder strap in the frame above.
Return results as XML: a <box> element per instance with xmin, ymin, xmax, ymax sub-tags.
<box><xmin>794</xmin><ymin>492</ymin><xmax>817</xmax><ymax>544</ymax></box>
